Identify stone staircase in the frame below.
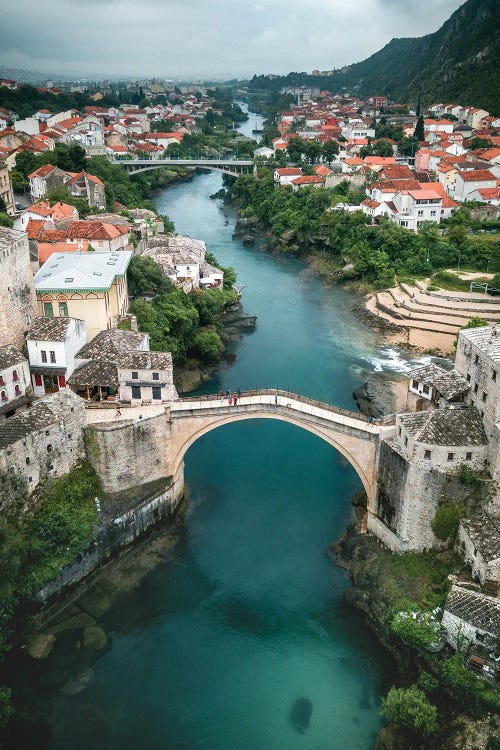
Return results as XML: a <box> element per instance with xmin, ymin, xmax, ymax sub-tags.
<box><xmin>370</xmin><ymin>280</ymin><xmax>500</xmax><ymax>351</ymax></box>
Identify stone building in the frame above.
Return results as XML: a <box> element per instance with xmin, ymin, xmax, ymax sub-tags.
<box><xmin>0</xmin><ymin>227</ymin><xmax>37</xmax><ymax>348</ymax></box>
<box><xmin>68</xmin><ymin>328</ymin><xmax>176</xmax><ymax>404</ymax></box>
<box><xmin>0</xmin><ymin>389</ymin><xmax>86</xmax><ymax>511</ymax></box>
<box><xmin>371</xmin><ymin>407</ymin><xmax>489</xmax><ymax>551</ymax></box>
<box><xmin>442</xmin><ymin>585</ymin><xmax>500</xmax><ymax>650</ymax></box>
<box><xmin>457</xmin><ymin>513</ymin><xmax>500</xmax><ymax>587</ymax></box>
<box><xmin>0</xmin><ymin>160</ymin><xmax>14</xmax><ymax>215</ymax></box>
<box><xmin>26</xmin><ymin>316</ymin><xmax>87</xmax><ymax>396</ymax></box>
<box><xmin>406</xmin><ymin>363</ymin><xmax>470</xmax><ymax>411</ymax></box>
<box><xmin>143</xmin><ymin>235</ymin><xmax>223</xmax><ymax>291</ymax></box>
<box><xmin>0</xmin><ymin>345</ymin><xmax>31</xmax><ymax>420</ymax></box>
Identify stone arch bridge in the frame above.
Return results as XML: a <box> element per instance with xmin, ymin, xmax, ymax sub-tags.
<box><xmin>111</xmin><ymin>157</ymin><xmax>254</xmax><ymax>177</ymax></box>
<box><xmin>167</xmin><ymin>390</ymin><xmax>394</xmax><ymax>501</ymax></box>
<box><xmin>85</xmin><ymin>389</ymin><xmax>396</xmax><ymax>541</ymax></box>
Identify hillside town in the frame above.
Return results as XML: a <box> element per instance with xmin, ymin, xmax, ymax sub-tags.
<box><xmin>0</xmin><ymin>65</ymin><xmax>499</xmax><ymax>747</ymax></box>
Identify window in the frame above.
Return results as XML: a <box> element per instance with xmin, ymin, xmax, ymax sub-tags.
<box><xmin>58</xmin><ymin>375</ymin><xmax>66</xmax><ymax>388</ymax></box>
<box><xmin>131</xmin><ymin>371</ymin><xmax>138</xmax><ymax>379</ymax></box>
<box><xmin>49</xmin><ymin>351</ymin><xmax>56</xmax><ymax>363</ymax></box>
<box><xmin>474</xmin><ymin>384</ymin><xmax>478</xmax><ymax>394</ymax></box>
<box><xmin>14</xmin><ymin>384</ymin><xmax>21</xmax><ymax>396</ymax></box>
<box><xmin>466</xmin><ymin>374</ymin><xmax>471</xmax><ymax>382</ymax></box>
<box><xmin>152</xmin><ymin>372</ymin><xmax>159</xmax><ymax>381</ymax></box>
<box><xmin>398</xmin><ymin>427</ymin><xmax>402</xmax><ymax>436</ymax></box>
<box><xmin>482</xmin><ymin>392</ymin><xmax>487</xmax><ymax>402</ymax></box>
<box><xmin>152</xmin><ymin>386</ymin><xmax>161</xmax><ymax>400</ymax></box>
<box><xmin>492</xmin><ymin>370</ymin><xmax>497</xmax><ymax>382</ymax></box>
<box><xmin>0</xmin><ymin>391</ymin><xmax>6</xmax><ymax>402</ymax></box>
<box><xmin>0</xmin><ymin>376</ymin><xmax>4</xmax><ymax>386</ymax></box>
<box><xmin>474</xmin><ymin>354</ymin><xmax>479</xmax><ymax>364</ymax></box>
<box><xmin>43</xmin><ymin>302</ymin><xmax>53</xmax><ymax>318</ymax></box>
<box><xmin>47</xmin><ymin>444</ymin><xmax>52</xmax><ymax>453</ymax></box>
<box><xmin>404</xmin><ymin>437</ymin><xmax>408</xmax><ymax>447</ymax></box>
<box><xmin>466</xmin><ymin>452</ymin><xmax>472</xmax><ymax>461</ymax></box>
<box><xmin>41</xmin><ymin>350</ymin><xmax>47</xmax><ymax>363</ymax></box>
<box><xmin>417</xmin><ymin>210</ymin><xmax>424</xmax><ymax>217</ymax></box>
<box><xmin>131</xmin><ymin>385</ymin><xmax>141</xmax><ymax>399</ymax></box>
<box><xmin>424</xmin><ymin>450</ymin><xmax>431</xmax><ymax>459</ymax></box>
<box><xmin>12</xmin><ymin>369</ymin><xmax>18</xmax><ymax>381</ymax></box>
<box><xmin>447</xmin><ymin>452</ymin><xmax>454</xmax><ymax>461</ymax></box>
<box><xmin>430</xmin><ymin>210</ymin><xmax>436</xmax><ymax>217</ymax></box>
<box><xmin>59</xmin><ymin>301</ymin><xmax>68</xmax><ymax>317</ymax></box>
<box><xmin>26</xmin><ymin>457</ymin><xmax>30</xmax><ymax>465</ymax></box>
<box><xmin>34</xmin><ymin>373</ymin><xmax>42</xmax><ymax>386</ymax></box>
<box><xmin>412</xmin><ymin>379</ymin><xmax>418</xmax><ymax>389</ymax></box>
<box><xmin>422</xmin><ymin>385</ymin><xmax>430</xmax><ymax>395</ymax></box>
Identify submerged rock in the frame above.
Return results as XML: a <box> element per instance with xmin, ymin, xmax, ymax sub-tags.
<box><xmin>288</xmin><ymin>697</ymin><xmax>313</xmax><ymax>733</ymax></box>
<box><xmin>26</xmin><ymin>633</ymin><xmax>56</xmax><ymax>659</ymax></box>
<box><xmin>82</xmin><ymin>626</ymin><xmax>108</xmax><ymax>656</ymax></box>
<box><xmin>62</xmin><ymin>668</ymin><xmax>94</xmax><ymax>697</ymax></box>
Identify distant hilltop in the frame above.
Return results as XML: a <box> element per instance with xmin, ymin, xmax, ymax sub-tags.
<box><xmin>249</xmin><ymin>0</ymin><xmax>500</xmax><ymax>115</ymax></box>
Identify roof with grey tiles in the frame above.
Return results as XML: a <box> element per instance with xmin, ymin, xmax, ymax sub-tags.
<box><xmin>460</xmin><ymin>325</ymin><xmax>500</xmax><ymax>365</ymax></box>
<box><xmin>68</xmin><ymin>360</ymin><xmax>119</xmax><ymax>388</ymax></box>
<box><xmin>26</xmin><ymin>316</ymin><xmax>84</xmax><ymax>342</ymax></box>
<box><xmin>399</xmin><ymin>408</ymin><xmax>487</xmax><ymax>446</ymax></box>
<box><xmin>444</xmin><ymin>585</ymin><xmax>500</xmax><ymax>637</ymax></box>
<box><xmin>76</xmin><ymin>328</ymin><xmax>148</xmax><ymax>360</ymax></box>
<box><xmin>408</xmin><ymin>364</ymin><xmax>470</xmax><ymax>400</ymax></box>
<box><xmin>0</xmin><ymin>345</ymin><xmax>27</xmax><ymax>370</ymax></box>
<box><xmin>461</xmin><ymin>514</ymin><xmax>500</xmax><ymax>563</ymax></box>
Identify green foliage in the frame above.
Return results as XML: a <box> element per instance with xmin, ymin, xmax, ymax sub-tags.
<box><xmin>414</xmin><ymin>116</ymin><xmax>425</xmax><ymax>141</ymax></box>
<box><xmin>431</xmin><ymin>503</ymin><xmax>467</xmax><ymax>542</ymax></box>
<box><xmin>0</xmin><ymin>688</ymin><xmax>13</xmax><ymax>731</ymax></box>
<box><xmin>442</xmin><ymin>654</ymin><xmax>500</xmax><ymax>716</ymax></box>
<box><xmin>127</xmin><ymin>255</ymin><xmax>174</xmax><ymax>297</ymax></box>
<box><xmin>43</xmin><ymin>186</ymin><xmax>91</xmax><ymax>218</ymax></box>
<box><xmin>381</xmin><ymin>686</ymin><xmax>438</xmax><ymax>736</ymax></box>
<box><xmin>192</xmin><ymin>328</ymin><xmax>224</xmax><ymax>360</ymax></box>
<box><xmin>391</xmin><ymin>611</ymin><xmax>442</xmax><ymax>649</ymax></box>
<box><xmin>0</xmin><ymin>213</ymin><xmax>13</xmax><ymax>228</ymax></box>
<box><xmin>458</xmin><ymin>464</ymin><xmax>482</xmax><ymax>486</ymax></box>
<box><xmin>229</xmin><ymin>173</ymin><xmax>497</xmax><ymax>288</ymax></box>
<box><xmin>416</xmin><ymin>671</ymin><xmax>440</xmax><ymax>694</ymax></box>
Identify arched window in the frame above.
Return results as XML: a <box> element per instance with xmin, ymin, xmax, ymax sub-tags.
<box><xmin>14</xmin><ymin>384</ymin><xmax>21</xmax><ymax>396</ymax></box>
<box><xmin>43</xmin><ymin>302</ymin><xmax>54</xmax><ymax>318</ymax></box>
<box><xmin>12</xmin><ymin>369</ymin><xmax>19</xmax><ymax>382</ymax></box>
<box><xmin>0</xmin><ymin>390</ymin><xmax>6</xmax><ymax>402</ymax></box>
<box><xmin>59</xmin><ymin>301</ymin><xmax>68</xmax><ymax>317</ymax></box>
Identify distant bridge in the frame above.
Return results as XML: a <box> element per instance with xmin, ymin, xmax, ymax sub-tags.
<box><xmin>111</xmin><ymin>157</ymin><xmax>255</xmax><ymax>176</ymax></box>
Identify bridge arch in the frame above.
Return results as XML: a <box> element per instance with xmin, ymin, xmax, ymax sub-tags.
<box><xmin>169</xmin><ymin>399</ymin><xmax>382</xmax><ymax>501</ymax></box>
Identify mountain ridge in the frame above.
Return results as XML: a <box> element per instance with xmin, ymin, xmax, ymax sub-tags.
<box><xmin>249</xmin><ymin>0</ymin><xmax>500</xmax><ymax>114</ymax></box>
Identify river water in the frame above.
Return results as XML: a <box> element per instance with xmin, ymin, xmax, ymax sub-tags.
<box><xmin>9</xmin><ymin>123</ymin><xmax>423</xmax><ymax>749</ymax></box>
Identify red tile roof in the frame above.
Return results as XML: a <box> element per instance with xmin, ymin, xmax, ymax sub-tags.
<box><xmin>292</xmin><ymin>175</ymin><xmax>324</xmax><ymax>185</ymax></box>
<box><xmin>28</xmin><ymin>163</ymin><xmax>55</xmax><ymax>180</ymax></box>
<box><xmin>457</xmin><ymin>169</ymin><xmax>495</xmax><ymax>182</ymax></box>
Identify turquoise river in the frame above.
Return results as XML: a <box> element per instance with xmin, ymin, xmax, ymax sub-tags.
<box><xmin>8</xmin><ymin>149</ymin><xmax>427</xmax><ymax>749</ymax></box>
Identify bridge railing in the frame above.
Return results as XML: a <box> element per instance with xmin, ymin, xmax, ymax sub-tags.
<box><xmin>175</xmin><ymin>389</ymin><xmax>395</xmax><ymax>425</ymax></box>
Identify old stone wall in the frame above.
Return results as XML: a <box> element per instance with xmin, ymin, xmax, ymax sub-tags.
<box><xmin>85</xmin><ymin>409</ymin><xmax>172</xmax><ymax>493</ymax></box>
<box><xmin>0</xmin><ymin>228</ymin><xmax>37</xmax><ymax>348</ymax></box>
<box><xmin>324</xmin><ymin>173</ymin><xmax>365</xmax><ymax>190</ymax></box>
<box><xmin>36</xmin><ymin>469</ymin><xmax>185</xmax><ymax>603</ymax></box>
<box><xmin>372</xmin><ymin>437</ymin><xmax>487</xmax><ymax>552</ymax></box>
<box><xmin>0</xmin><ymin>390</ymin><xmax>86</xmax><ymax>512</ymax></box>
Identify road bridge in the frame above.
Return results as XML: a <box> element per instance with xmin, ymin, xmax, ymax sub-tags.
<box><xmin>111</xmin><ymin>157</ymin><xmax>254</xmax><ymax>176</ymax></box>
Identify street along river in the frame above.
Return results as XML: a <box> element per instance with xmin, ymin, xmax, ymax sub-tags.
<box><xmin>11</xmin><ymin>149</ymin><xmax>420</xmax><ymax>750</ymax></box>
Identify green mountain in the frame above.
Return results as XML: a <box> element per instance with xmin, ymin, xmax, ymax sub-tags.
<box><xmin>249</xmin><ymin>0</ymin><xmax>500</xmax><ymax>114</ymax></box>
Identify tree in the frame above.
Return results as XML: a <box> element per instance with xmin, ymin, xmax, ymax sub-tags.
<box><xmin>321</xmin><ymin>139</ymin><xmax>339</xmax><ymax>166</ymax></box>
<box><xmin>373</xmin><ymin>139</ymin><xmax>394</xmax><ymax>157</ymax></box>
<box><xmin>0</xmin><ymin>213</ymin><xmax>13</xmax><ymax>228</ymax></box>
<box><xmin>381</xmin><ymin>686</ymin><xmax>438</xmax><ymax>736</ymax></box>
<box><xmin>127</xmin><ymin>255</ymin><xmax>174</xmax><ymax>297</ymax></box>
<box><xmin>414</xmin><ymin>116</ymin><xmax>425</xmax><ymax>141</ymax></box>
<box><xmin>192</xmin><ymin>329</ymin><xmax>223</xmax><ymax>360</ymax></box>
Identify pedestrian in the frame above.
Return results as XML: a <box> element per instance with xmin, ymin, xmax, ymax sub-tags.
<box><xmin>228</xmin><ymin>396</ymin><xmax>233</xmax><ymax>406</ymax></box>
<box><xmin>369</xmin><ymin>415</ymin><xmax>373</xmax><ymax>424</ymax></box>
<box><xmin>275</xmin><ymin>393</ymin><xmax>278</xmax><ymax>405</ymax></box>
<box><xmin>237</xmin><ymin>388</ymin><xmax>241</xmax><ymax>399</ymax></box>
<box><xmin>115</xmin><ymin>406</ymin><xmax>122</xmax><ymax>417</ymax></box>
<box><xmin>226</xmin><ymin>388</ymin><xmax>230</xmax><ymax>397</ymax></box>
<box><xmin>233</xmin><ymin>395</ymin><xmax>238</xmax><ymax>406</ymax></box>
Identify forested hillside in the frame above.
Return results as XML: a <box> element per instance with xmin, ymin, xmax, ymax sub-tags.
<box><xmin>249</xmin><ymin>0</ymin><xmax>500</xmax><ymax>113</ymax></box>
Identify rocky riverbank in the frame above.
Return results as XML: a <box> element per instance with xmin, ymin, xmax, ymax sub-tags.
<box><xmin>332</xmin><ymin>509</ymin><xmax>500</xmax><ymax>750</ymax></box>
<box><xmin>353</xmin><ymin>371</ymin><xmax>408</xmax><ymax>418</ymax></box>
<box><xmin>174</xmin><ymin>299</ymin><xmax>257</xmax><ymax>394</ymax></box>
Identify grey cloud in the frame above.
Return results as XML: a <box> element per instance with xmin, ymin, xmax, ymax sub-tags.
<box><xmin>0</xmin><ymin>0</ymin><xmax>465</xmax><ymax>78</ymax></box>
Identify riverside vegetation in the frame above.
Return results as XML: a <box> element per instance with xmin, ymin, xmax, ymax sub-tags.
<box><xmin>0</xmin><ymin>464</ymin><xmax>101</xmax><ymax>731</ymax></box>
<box><xmin>335</xmin><ymin>480</ymin><xmax>500</xmax><ymax>750</ymax></box>
<box><xmin>229</xmin><ymin>171</ymin><xmax>500</xmax><ymax>289</ymax></box>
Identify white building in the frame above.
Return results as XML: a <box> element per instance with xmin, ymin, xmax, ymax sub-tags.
<box><xmin>26</xmin><ymin>316</ymin><xmax>87</xmax><ymax>396</ymax></box>
<box><xmin>457</xmin><ymin>514</ymin><xmax>500</xmax><ymax>586</ymax></box>
<box><xmin>453</xmin><ymin>170</ymin><xmax>496</xmax><ymax>202</ymax></box>
<box><xmin>0</xmin><ymin>345</ymin><xmax>31</xmax><ymax>419</ymax></box>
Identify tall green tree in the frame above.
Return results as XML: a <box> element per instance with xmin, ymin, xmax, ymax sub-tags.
<box><xmin>414</xmin><ymin>116</ymin><xmax>425</xmax><ymax>141</ymax></box>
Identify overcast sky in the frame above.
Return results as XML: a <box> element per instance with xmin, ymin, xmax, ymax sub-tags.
<box><xmin>1</xmin><ymin>0</ymin><xmax>465</xmax><ymax>80</ymax></box>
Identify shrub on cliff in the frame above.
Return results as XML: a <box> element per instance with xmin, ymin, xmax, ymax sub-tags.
<box><xmin>391</xmin><ymin>610</ymin><xmax>442</xmax><ymax>649</ymax></box>
<box><xmin>442</xmin><ymin>654</ymin><xmax>500</xmax><ymax>716</ymax></box>
<box><xmin>381</xmin><ymin>685</ymin><xmax>438</xmax><ymax>736</ymax></box>
<box><xmin>431</xmin><ymin>502</ymin><xmax>467</xmax><ymax>543</ymax></box>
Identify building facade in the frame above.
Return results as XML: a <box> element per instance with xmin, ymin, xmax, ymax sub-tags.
<box><xmin>0</xmin><ymin>228</ymin><xmax>37</xmax><ymax>348</ymax></box>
